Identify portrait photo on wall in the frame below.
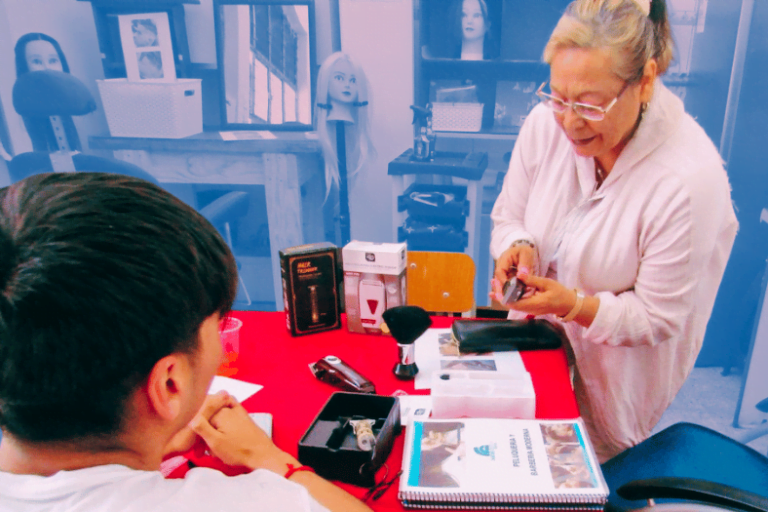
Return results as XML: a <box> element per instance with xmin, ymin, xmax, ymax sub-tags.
<box><xmin>118</xmin><ymin>12</ymin><xmax>176</xmax><ymax>82</ymax></box>
<box><xmin>420</xmin><ymin>0</ymin><xmax>502</xmax><ymax>60</ymax></box>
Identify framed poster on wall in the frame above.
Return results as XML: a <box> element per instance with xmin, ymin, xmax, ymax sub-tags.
<box><xmin>118</xmin><ymin>12</ymin><xmax>177</xmax><ymax>81</ymax></box>
<box><xmin>82</xmin><ymin>0</ymin><xmax>194</xmax><ymax>79</ymax></box>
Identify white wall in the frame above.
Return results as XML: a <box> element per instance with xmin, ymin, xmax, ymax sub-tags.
<box><xmin>0</xmin><ymin>0</ymin><xmax>108</xmax><ymax>156</ymax></box>
<box><xmin>339</xmin><ymin>0</ymin><xmax>413</xmax><ymax>243</ymax></box>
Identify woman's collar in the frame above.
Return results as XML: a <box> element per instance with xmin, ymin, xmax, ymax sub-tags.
<box><xmin>604</xmin><ymin>79</ymin><xmax>685</xmax><ymax>178</ymax></box>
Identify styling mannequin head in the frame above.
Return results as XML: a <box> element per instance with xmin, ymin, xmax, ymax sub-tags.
<box><xmin>15</xmin><ymin>33</ymin><xmax>70</xmax><ymax>76</ymax></box>
<box><xmin>451</xmin><ymin>0</ymin><xmax>492</xmax><ymax>60</ymax></box>
<box><xmin>14</xmin><ymin>33</ymin><xmax>85</xmax><ymax>152</ymax></box>
<box><xmin>461</xmin><ymin>0</ymin><xmax>488</xmax><ymax>43</ymax></box>
<box><xmin>326</xmin><ymin>58</ymin><xmax>359</xmax><ymax>123</ymax></box>
<box><xmin>314</xmin><ymin>52</ymin><xmax>376</xmax><ymax>195</ymax></box>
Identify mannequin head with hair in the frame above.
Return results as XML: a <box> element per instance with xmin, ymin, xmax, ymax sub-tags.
<box><xmin>454</xmin><ymin>0</ymin><xmax>488</xmax><ymax>59</ymax></box>
<box><xmin>13</xmin><ymin>32</ymin><xmax>83</xmax><ymax>152</ymax></box>
<box><xmin>15</xmin><ymin>33</ymin><xmax>69</xmax><ymax>76</ymax></box>
<box><xmin>314</xmin><ymin>52</ymin><xmax>376</xmax><ymax>196</ymax></box>
<box><xmin>448</xmin><ymin>0</ymin><xmax>498</xmax><ymax>60</ymax></box>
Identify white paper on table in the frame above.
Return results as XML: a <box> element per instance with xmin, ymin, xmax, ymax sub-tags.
<box><xmin>248</xmin><ymin>412</ymin><xmax>273</xmax><ymax>438</ymax></box>
<box><xmin>219</xmin><ymin>131</ymin><xmax>239</xmax><ymax>141</ymax></box>
<box><xmin>208</xmin><ymin>375</ymin><xmax>263</xmax><ymax>402</ymax></box>
<box><xmin>397</xmin><ymin>394</ymin><xmax>433</xmax><ymax>427</ymax></box>
<box><xmin>413</xmin><ymin>328</ymin><xmax>527</xmax><ymax>390</ymax></box>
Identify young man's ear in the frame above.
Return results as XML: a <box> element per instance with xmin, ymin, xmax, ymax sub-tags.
<box><xmin>146</xmin><ymin>355</ymin><xmax>187</xmax><ymax>420</ymax></box>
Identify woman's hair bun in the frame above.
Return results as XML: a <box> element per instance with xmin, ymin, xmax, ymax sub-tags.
<box><xmin>649</xmin><ymin>0</ymin><xmax>667</xmax><ymax>24</ymax></box>
<box><xmin>0</xmin><ymin>226</ymin><xmax>17</xmax><ymax>292</ymax></box>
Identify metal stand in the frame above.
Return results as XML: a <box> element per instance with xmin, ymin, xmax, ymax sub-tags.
<box><xmin>335</xmin><ymin>121</ymin><xmax>351</xmax><ymax>246</ymax></box>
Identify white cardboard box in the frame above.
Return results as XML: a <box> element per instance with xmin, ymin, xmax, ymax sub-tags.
<box><xmin>430</xmin><ymin>370</ymin><xmax>536</xmax><ymax>419</ymax></box>
<box><xmin>342</xmin><ymin>241</ymin><xmax>407</xmax><ymax>334</ymax></box>
<box><xmin>96</xmin><ymin>78</ymin><xmax>202</xmax><ymax>139</ymax></box>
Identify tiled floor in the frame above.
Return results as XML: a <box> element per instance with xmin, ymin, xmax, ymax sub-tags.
<box><xmin>652</xmin><ymin>366</ymin><xmax>768</xmax><ymax>456</ymax></box>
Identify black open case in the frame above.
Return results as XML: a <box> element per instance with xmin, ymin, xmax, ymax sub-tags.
<box><xmin>298</xmin><ymin>392</ymin><xmax>401</xmax><ymax>487</ymax></box>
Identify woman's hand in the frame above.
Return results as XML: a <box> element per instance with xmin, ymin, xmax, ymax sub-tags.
<box><xmin>508</xmin><ymin>274</ymin><xmax>576</xmax><ymax>318</ymax></box>
<box><xmin>490</xmin><ymin>242</ymin><xmax>536</xmax><ymax>303</ymax></box>
<box><xmin>501</xmin><ymin>274</ymin><xmax>599</xmax><ymax>328</ymax></box>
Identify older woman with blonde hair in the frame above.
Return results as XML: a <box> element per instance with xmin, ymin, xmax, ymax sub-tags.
<box><xmin>490</xmin><ymin>0</ymin><xmax>738</xmax><ymax>461</ymax></box>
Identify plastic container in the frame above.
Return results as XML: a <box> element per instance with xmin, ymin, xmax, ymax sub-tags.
<box><xmin>431</xmin><ymin>102</ymin><xmax>484</xmax><ymax>132</ymax></box>
<box><xmin>219</xmin><ymin>317</ymin><xmax>243</xmax><ymax>354</ymax></box>
<box><xmin>430</xmin><ymin>370</ymin><xmax>536</xmax><ymax>419</ymax></box>
<box><xmin>96</xmin><ymin>78</ymin><xmax>202</xmax><ymax>138</ymax></box>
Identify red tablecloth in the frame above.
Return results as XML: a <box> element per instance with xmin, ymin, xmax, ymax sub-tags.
<box><xmin>184</xmin><ymin>311</ymin><xmax>580</xmax><ymax>511</ymax></box>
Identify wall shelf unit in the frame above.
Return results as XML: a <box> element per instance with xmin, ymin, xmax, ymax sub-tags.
<box><xmin>408</xmin><ymin>0</ymin><xmax>571</xmax><ymax>306</ymax></box>
<box><xmin>413</xmin><ymin>0</ymin><xmax>569</xmax><ymax>134</ymax></box>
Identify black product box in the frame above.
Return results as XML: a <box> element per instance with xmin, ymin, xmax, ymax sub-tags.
<box><xmin>279</xmin><ymin>242</ymin><xmax>341</xmax><ymax>336</ymax></box>
<box><xmin>397</xmin><ymin>183</ymin><xmax>469</xmax><ymax>221</ymax></box>
<box><xmin>298</xmin><ymin>392</ymin><xmax>401</xmax><ymax>487</ymax></box>
<box><xmin>398</xmin><ymin>217</ymin><xmax>468</xmax><ymax>251</ymax></box>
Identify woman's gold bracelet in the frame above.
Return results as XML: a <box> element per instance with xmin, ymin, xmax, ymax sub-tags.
<box><xmin>558</xmin><ymin>289</ymin><xmax>585</xmax><ymax>322</ymax></box>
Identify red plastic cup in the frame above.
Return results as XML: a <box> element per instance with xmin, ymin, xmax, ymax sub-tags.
<box><xmin>218</xmin><ymin>317</ymin><xmax>243</xmax><ymax>376</ymax></box>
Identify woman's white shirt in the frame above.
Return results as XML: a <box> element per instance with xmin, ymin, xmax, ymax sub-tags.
<box><xmin>490</xmin><ymin>80</ymin><xmax>738</xmax><ymax>461</ymax></box>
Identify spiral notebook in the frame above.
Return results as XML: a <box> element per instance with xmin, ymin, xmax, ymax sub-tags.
<box><xmin>399</xmin><ymin>418</ymin><xmax>609</xmax><ymax>510</ymax></box>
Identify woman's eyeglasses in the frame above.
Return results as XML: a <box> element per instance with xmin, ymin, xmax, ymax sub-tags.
<box><xmin>535</xmin><ymin>81</ymin><xmax>629</xmax><ymax>122</ymax></box>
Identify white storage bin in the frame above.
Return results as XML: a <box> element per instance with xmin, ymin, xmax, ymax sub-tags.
<box><xmin>431</xmin><ymin>102</ymin><xmax>484</xmax><ymax>132</ymax></box>
<box><xmin>96</xmin><ymin>78</ymin><xmax>202</xmax><ymax>139</ymax></box>
<box><xmin>430</xmin><ymin>370</ymin><xmax>536</xmax><ymax>419</ymax></box>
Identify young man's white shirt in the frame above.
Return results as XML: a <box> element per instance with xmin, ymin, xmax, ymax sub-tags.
<box><xmin>0</xmin><ymin>464</ymin><xmax>330</xmax><ymax>512</ymax></box>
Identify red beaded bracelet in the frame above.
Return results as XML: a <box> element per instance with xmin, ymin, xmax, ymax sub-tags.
<box><xmin>284</xmin><ymin>463</ymin><xmax>315</xmax><ymax>479</ymax></box>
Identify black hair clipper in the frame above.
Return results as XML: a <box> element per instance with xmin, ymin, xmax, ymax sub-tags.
<box><xmin>309</xmin><ymin>355</ymin><xmax>376</xmax><ymax>394</ymax></box>
<box><xmin>502</xmin><ymin>276</ymin><xmax>526</xmax><ymax>305</ymax></box>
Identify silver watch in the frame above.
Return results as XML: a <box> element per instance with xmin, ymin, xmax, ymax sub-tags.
<box><xmin>510</xmin><ymin>239</ymin><xmax>535</xmax><ymax>250</ymax></box>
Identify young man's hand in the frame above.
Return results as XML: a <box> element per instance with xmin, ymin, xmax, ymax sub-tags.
<box><xmin>190</xmin><ymin>401</ymin><xmax>295</xmax><ymax>473</ymax></box>
<box><xmin>163</xmin><ymin>390</ymin><xmax>236</xmax><ymax>459</ymax></box>
<box><xmin>190</xmin><ymin>398</ymin><xmax>373</xmax><ymax>511</ymax></box>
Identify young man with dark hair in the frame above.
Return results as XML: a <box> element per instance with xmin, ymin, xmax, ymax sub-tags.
<box><xmin>0</xmin><ymin>173</ymin><xmax>371</xmax><ymax>512</ymax></box>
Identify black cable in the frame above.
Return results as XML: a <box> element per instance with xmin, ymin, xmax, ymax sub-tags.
<box><xmin>362</xmin><ymin>464</ymin><xmax>403</xmax><ymax>501</ymax></box>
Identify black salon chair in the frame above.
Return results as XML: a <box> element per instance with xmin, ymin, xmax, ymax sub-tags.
<box><xmin>9</xmin><ymin>71</ymin><xmax>253</xmax><ymax>305</ymax></box>
<box><xmin>7</xmin><ymin>150</ymin><xmax>158</xmax><ymax>183</ymax></box>
<box><xmin>9</xmin><ymin>70</ymin><xmax>156</xmax><ymax>180</ymax></box>
<box><xmin>601</xmin><ymin>422</ymin><xmax>768</xmax><ymax>512</ymax></box>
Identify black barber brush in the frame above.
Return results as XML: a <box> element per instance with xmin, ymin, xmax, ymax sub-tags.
<box><xmin>382</xmin><ymin>306</ymin><xmax>432</xmax><ymax>380</ymax></box>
